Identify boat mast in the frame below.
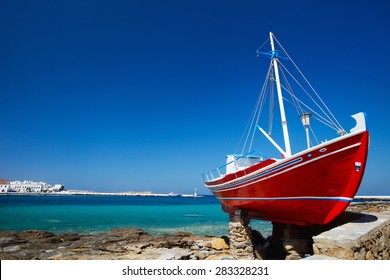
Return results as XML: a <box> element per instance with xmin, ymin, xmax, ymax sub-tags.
<box><xmin>269</xmin><ymin>32</ymin><xmax>292</xmax><ymax>157</ymax></box>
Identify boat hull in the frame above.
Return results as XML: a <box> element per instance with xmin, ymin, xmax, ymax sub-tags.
<box><xmin>205</xmin><ymin>131</ymin><xmax>369</xmax><ymax>226</ymax></box>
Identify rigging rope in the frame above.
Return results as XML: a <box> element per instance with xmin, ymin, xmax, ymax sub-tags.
<box><xmin>278</xmin><ymin>60</ymin><xmax>341</xmax><ymax>131</ymax></box>
<box><xmin>256</xmin><ymin>38</ymin><xmax>270</xmax><ymax>56</ymax></box>
<box><xmin>309</xmin><ymin>125</ymin><xmax>319</xmax><ymax>145</ymax></box>
<box><xmin>245</xmin><ymin>63</ymin><xmax>272</xmax><ymax>154</ymax></box>
<box><xmin>278</xmin><ymin>63</ymin><xmax>304</xmax><ymax>117</ymax></box>
<box><xmin>272</xmin><ymin>34</ymin><xmax>345</xmax><ymax>132</ymax></box>
<box><xmin>238</xmin><ymin>63</ymin><xmax>273</xmax><ymax>154</ymax></box>
<box><xmin>281</xmin><ymin>95</ymin><xmax>341</xmax><ymax>132</ymax></box>
<box><xmin>237</xmin><ymin>33</ymin><xmax>347</xmax><ymax>157</ymax></box>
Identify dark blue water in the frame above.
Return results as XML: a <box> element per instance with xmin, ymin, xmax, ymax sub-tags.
<box><xmin>0</xmin><ymin>194</ymin><xmax>272</xmax><ymax>236</ymax></box>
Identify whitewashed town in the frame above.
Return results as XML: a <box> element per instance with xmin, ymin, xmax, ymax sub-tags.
<box><xmin>0</xmin><ymin>180</ymin><xmax>64</xmax><ymax>194</ymax></box>
<box><xmin>0</xmin><ymin>179</ymin><xmax>202</xmax><ymax>197</ymax></box>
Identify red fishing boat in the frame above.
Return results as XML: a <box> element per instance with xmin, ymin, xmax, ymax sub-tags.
<box><xmin>202</xmin><ymin>32</ymin><xmax>369</xmax><ymax>226</ymax></box>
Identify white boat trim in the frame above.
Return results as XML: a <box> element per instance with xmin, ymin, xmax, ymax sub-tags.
<box><xmin>218</xmin><ymin>196</ymin><xmax>353</xmax><ymax>202</ymax></box>
<box><xmin>209</xmin><ymin>142</ymin><xmax>362</xmax><ymax>192</ymax></box>
<box><xmin>206</xmin><ymin>129</ymin><xmax>365</xmax><ymax>186</ymax></box>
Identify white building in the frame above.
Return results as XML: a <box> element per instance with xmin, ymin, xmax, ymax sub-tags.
<box><xmin>0</xmin><ymin>180</ymin><xmax>10</xmax><ymax>193</ymax></box>
<box><xmin>47</xmin><ymin>184</ymin><xmax>64</xmax><ymax>192</ymax></box>
<box><xmin>7</xmin><ymin>181</ymin><xmax>65</xmax><ymax>193</ymax></box>
<box><xmin>10</xmin><ymin>181</ymin><xmax>48</xmax><ymax>193</ymax></box>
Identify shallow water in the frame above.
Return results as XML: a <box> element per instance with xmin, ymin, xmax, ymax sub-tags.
<box><xmin>0</xmin><ymin>194</ymin><xmax>272</xmax><ymax>236</ymax></box>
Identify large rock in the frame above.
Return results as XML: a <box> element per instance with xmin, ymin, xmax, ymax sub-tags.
<box><xmin>211</xmin><ymin>237</ymin><xmax>230</xmax><ymax>250</ymax></box>
<box><xmin>156</xmin><ymin>248</ymin><xmax>192</xmax><ymax>260</ymax></box>
<box><xmin>111</xmin><ymin>228</ymin><xmax>149</xmax><ymax>238</ymax></box>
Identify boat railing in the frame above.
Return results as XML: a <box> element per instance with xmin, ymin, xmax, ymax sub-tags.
<box><xmin>202</xmin><ymin>150</ymin><xmax>267</xmax><ymax>182</ymax></box>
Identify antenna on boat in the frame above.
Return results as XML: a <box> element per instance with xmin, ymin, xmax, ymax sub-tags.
<box><xmin>269</xmin><ymin>32</ymin><xmax>292</xmax><ymax>157</ymax></box>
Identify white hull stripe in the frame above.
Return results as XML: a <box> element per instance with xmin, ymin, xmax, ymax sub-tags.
<box><xmin>208</xmin><ymin>142</ymin><xmax>361</xmax><ymax>193</ymax></box>
<box><xmin>210</xmin><ymin>157</ymin><xmax>303</xmax><ymax>190</ymax></box>
<box><xmin>218</xmin><ymin>196</ymin><xmax>353</xmax><ymax>202</ymax></box>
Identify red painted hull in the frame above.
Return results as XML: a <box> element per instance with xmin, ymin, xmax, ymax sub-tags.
<box><xmin>205</xmin><ymin>131</ymin><xmax>369</xmax><ymax>226</ymax></box>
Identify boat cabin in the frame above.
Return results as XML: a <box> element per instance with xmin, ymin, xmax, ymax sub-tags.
<box><xmin>226</xmin><ymin>153</ymin><xmax>264</xmax><ymax>175</ymax></box>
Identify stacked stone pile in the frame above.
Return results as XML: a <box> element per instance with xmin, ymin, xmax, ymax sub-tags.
<box><xmin>228</xmin><ymin>221</ymin><xmax>254</xmax><ymax>260</ymax></box>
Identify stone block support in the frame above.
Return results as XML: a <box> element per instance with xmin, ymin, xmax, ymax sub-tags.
<box><xmin>228</xmin><ymin>209</ymin><xmax>255</xmax><ymax>260</ymax></box>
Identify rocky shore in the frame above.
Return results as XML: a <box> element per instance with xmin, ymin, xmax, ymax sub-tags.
<box><xmin>1</xmin><ymin>202</ymin><xmax>389</xmax><ymax>260</ymax></box>
<box><xmin>0</xmin><ymin>228</ymin><xmax>232</xmax><ymax>260</ymax></box>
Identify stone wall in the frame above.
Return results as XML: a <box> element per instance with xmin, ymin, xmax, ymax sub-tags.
<box><xmin>346</xmin><ymin>202</ymin><xmax>390</xmax><ymax>213</ymax></box>
<box><xmin>359</xmin><ymin>224</ymin><xmax>390</xmax><ymax>260</ymax></box>
<box><xmin>312</xmin><ymin>212</ymin><xmax>390</xmax><ymax>260</ymax></box>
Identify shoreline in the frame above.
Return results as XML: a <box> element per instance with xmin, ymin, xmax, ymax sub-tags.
<box><xmin>3</xmin><ymin>192</ymin><xmax>389</xmax><ymax>200</ymax></box>
<box><xmin>0</xmin><ymin>191</ymin><xmax>205</xmax><ymax>198</ymax></box>
<box><xmin>1</xmin><ymin>201</ymin><xmax>389</xmax><ymax>260</ymax></box>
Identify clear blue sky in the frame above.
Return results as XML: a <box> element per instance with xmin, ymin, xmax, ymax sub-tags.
<box><xmin>1</xmin><ymin>0</ymin><xmax>389</xmax><ymax>195</ymax></box>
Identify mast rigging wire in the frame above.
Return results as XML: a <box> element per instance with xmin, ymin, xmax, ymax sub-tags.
<box><xmin>237</xmin><ymin>33</ymin><xmax>346</xmax><ymax>156</ymax></box>
<box><xmin>272</xmin><ymin>34</ymin><xmax>344</xmax><ymax>131</ymax></box>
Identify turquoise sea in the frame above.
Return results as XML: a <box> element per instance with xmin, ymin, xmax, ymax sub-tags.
<box><xmin>0</xmin><ymin>194</ymin><xmax>272</xmax><ymax>236</ymax></box>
